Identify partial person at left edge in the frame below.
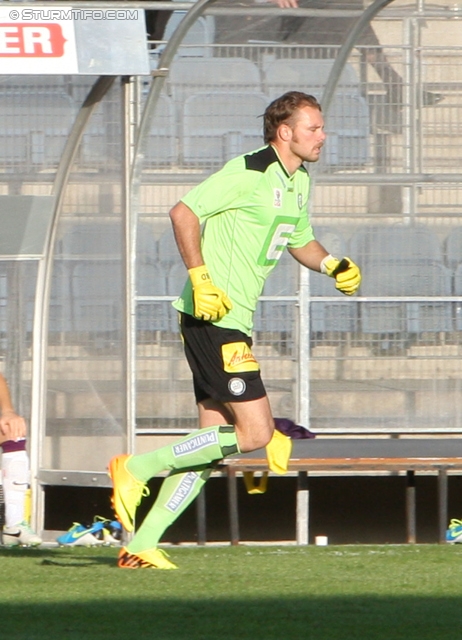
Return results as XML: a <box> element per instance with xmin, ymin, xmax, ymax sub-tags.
<box><xmin>0</xmin><ymin>373</ymin><xmax>41</xmax><ymax>546</ymax></box>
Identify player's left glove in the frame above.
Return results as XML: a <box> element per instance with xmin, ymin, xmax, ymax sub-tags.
<box><xmin>320</xmin><ymin>255</ymin><xmax>361</xmax><ymax>296</ymax></box>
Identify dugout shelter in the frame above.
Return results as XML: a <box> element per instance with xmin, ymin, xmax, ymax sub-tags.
<box><xmin>0</xmin><ymin>0</ymin><xmax>461</xmax><ymax>543</ymax></box>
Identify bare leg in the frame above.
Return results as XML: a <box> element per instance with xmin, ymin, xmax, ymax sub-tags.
<box><xmin>198</xmin><ymin>396</ymin><xmax>275</xmax><ymax>453</ymax></box>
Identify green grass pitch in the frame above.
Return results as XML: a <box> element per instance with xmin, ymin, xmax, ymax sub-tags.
<box><xmin>2</xmin><ymin>544</ymin><xmax>462</xmax><ymax>640</ymax></box>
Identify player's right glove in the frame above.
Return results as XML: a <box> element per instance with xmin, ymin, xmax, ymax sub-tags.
<box><xmin>188</xmin><ymin>265</ymin><xmax>233</xmax><ymax>322</ymax></box>
<box><xmin>320</xmin><ymin>255</ymin><xmax>362</xmax><ymax>295</ymax></box>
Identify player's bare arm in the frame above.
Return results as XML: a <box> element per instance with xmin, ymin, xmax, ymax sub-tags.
<box><xmin>169</xmin><ymin>201</ymin><xmax>203</xmax><ymax>269</ymax></box>
<box><xmin>289</xmin><ymin>240</ymin><xmax>329</xmax><ymax>271</ymax></box>
<box><xmin>290</xmin><ymin>241</ymin><xmax>362</xmax><ymax>295</ymax></box>
<box><xmin>0</xmin><ymin>373</ymin><xmax>26</xmax><ymax>441</ymax></box>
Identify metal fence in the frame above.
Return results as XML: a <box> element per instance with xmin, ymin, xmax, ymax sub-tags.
<box><xmin>0</xmin><ymin>1</ymin><xmax>461</xmax><ymax>532</ymax></box>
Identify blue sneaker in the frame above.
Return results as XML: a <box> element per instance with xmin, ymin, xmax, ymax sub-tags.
<box><xmin>56</xmin><ymin>521</ymin><xmax>105</xmax><ymax>547</ymax></box>
<box><xmin>446</xmin><ymin>519</ymin><xmax>462</xmax><ymax>543</ymax></box>
<box><xmin>93</xmin><ymin>516</ymin><xmax>123</xmax><ymax>546</ymax></box>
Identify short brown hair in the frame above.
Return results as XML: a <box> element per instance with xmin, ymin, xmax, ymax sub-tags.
<box><xmin>263</xmin><ymin>91</ymin><xmax>322</xmax><ymax>144</ymax></box>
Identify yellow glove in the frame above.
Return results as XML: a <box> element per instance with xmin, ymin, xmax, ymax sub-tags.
<box><xmin>188</xmin><ymin>265</ymin><xmax>233</xmax><ymax>322</ymax></box>
<box><xmin>266</xmin><ymin>429</ymin><xmax>293</xmax><ymax>475</ymax></box>
<box><xmin>243</xmin><ymin>471</ymin><xmax>269</xmax><ymax>495</ymax></box>
<box><xmin>320</xmin><ymin>255</ymin><xmax>362</xmax><ymax>296</ymax></box>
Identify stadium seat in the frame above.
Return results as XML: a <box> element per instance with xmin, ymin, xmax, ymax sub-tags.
<box><xmin>58</xmin><ymin>221</ymin><xmax>122</xmax><ymax>258</ymax></box>
<box><xmin>79</xmin><ymin>102</ymin><xmax>122</xmax><ymax>169</ymax></box>
<box><xmin>71</xmin><ymin>261</ymin><xmax>122</xmax><ymax>335</ymax></box>
<box><xmin>58</xmin><ymin>221</ymin><xmax>159</xmax><ymax>340</ymax></box>
<box><xmin>182</xmin><ymin>91</ymin><xmax>268</xmax><ymax>166</ymax></box>
<box><xmin>58</xmin><ymin>220</ymin><xmax>158</xmax><ymax>264</ymax></box>
<box><xmin>157</xmin><ymin>227</ymin><xmax>181</xmax><ymax>270</ymax></box>
<box><xmin>79</xmin><ymin>81</ymin><xmax>178</xmax><ymax>169</ymax></box>
<box><xmin>312</xmin><ymin>225</ymin><xmax>348</xmax><ymax>258</ymax></box>
<box><xmin>443</xmin><ymin>227</ymin><xmax>462</xmax><ymax>273</ymax></box>
<box><xmin>0</xmin><ymin>92</ymin><xmax>77</xmax><ymax>169</ymax></box>
<box><xmin>360</xmin><ymin>262</ymin><xmax>452</xmax><ymax>335</ymax></box>
<box><xmin>168</xmin><ymin>57</ymin><xmax>262</xmax><ymax>100</ymax></box>
<box><xmin>137</xmin><ymin>262</ymin><xmax>170</xmax><ymax>333</ymax></box>
<box><xmin>167</xmin><ymin>58</ymin><xmax>264</xmax><ymax>167</ymax></box>
<box><xmin>142</xmin><ymin>94</ymin><xmax>178</xmax><ymax>167</ymax></box>
<box><xmin>309</xmin><ymin>270</ymin><xmax>358</xmax><ymax>334</ymax></box>
<box><xmin>48</xmin><ymin>260</ymin><xmax>74</xmax><ymax>336</ymax></box>
<box><xmin>263</xmin><ymin>58</ymin><xmax>370</xmax><ymax>169</ymax></box>
<box><xmin>137</xmin><ymin>223</ymin><xmax>160</xmax><ymax>267</ymax></box>
<box><xmin>255</xmin><ymin>250</ymin><xmax>298</xmax><ymax>333</ymax></box>
<box><xmin>349</xmin><ymin>224</ymin><xmax>444</xmax><ymax>267</ymax></box>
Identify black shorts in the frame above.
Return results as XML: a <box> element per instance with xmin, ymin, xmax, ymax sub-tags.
<box><xmin>179</xmin><ymin>312</ymin><xmax>267</xmax><ymax>404</ymax></box>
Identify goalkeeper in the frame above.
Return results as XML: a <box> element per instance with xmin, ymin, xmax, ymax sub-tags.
<box><xmin>109</xmin><ymin>91</ymin><xmax>361</xmax><ymax>569</ymax></box>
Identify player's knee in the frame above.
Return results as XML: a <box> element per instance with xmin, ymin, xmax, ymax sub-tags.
<box><xmin>235</xmin><ymin>422</ymin><xmax>274</xmax><ymax>453</ymax></box>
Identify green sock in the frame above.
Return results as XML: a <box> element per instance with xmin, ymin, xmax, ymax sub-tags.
<box><xmin>127</xmin><ymin>425</ymin><xmax>239</xmax><ymax>482</ymax></box>
<box><xmin>127</xmin><ymin>466</ymin><xmax>213</xmax><ymax>553</ymax></box>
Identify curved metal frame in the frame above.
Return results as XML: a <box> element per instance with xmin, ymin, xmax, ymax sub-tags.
<box><xmin>29</xmin><ymin>76</ymin><xmax>116</xmax><ymax>533</ymax></box>
<box><xmin>321</xmin><ymin>0</ymin><xmax>398</xmax><ymax>115</ymax></box>
<box><xmin>127</xmin><ymin>0</ymin><xmax>218</xmax><ymax>447</ymax></box>
<box><xmin>131</xmin><ymin>0</ymin><xmax>216</xmax><ymax>189</ymax></box>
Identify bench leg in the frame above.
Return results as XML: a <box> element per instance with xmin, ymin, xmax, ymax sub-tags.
<box><xmin>296</xmin><ymin>471</ymin><xmax>309</xmax><ymax>545</ymax></box>
<box><xmin>438</xmin><ymin>469</ymin><xmax>448</xmax><ymax>544</ymax></box>
<box><xmin>196</xmin><ymin>488</ymin><xmax>207</xmax><ymax>546</ymax></box>
<box><xmin>406</xmin><ymin>470</ymin><xmax>416</xmax><ymax>544</ymax></box>
<box><xmin>227</xmin><ymin>467</ymin><xmax>239</xmax><ymax>546</ymax></box>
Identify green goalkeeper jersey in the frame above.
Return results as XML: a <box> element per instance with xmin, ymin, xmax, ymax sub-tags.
<box><xmin>172</xmin><ymin>145</ymin><xmax>315</xmax><ymax>336</ymax></box>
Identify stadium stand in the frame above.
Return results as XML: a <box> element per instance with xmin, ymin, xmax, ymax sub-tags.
<box><xmin>349</xmin><ymin>224</ymin><xmax>444</xmax><ymax>266</ymax></box>
<box><xmin>157</xmin><ymin>227</ymin><xmax>183</xmax><ymax>270</ymax></box>
<box><xmin>254</xmin><ymin>249</ymin><xmax>297</xmax><ymax>335</ymax></box>
<box><xmin>137</xmin><ymin>261</ymin><xmax>170</xmax><ymax>334</ymax></box>
<box><xmin>166</xmin><ymin>57</ymin><xmax>265</xmax><ymax>166</ymax></box>
<box><xmin>0</xmin><ymin>92</ymin><xmax>77</xmax><ymax>168</ymax></box>
<box><xmin>142</xmin><ymin>94</ymin><xmax>178</xmax><ymax>167</ymax></box>
<box><xmin>263</xmin><ymin>58</ymin><xmax>370</xmax><ymax>168</ymax></box>
<box><xmin>168</xmin><ymin>57</ymin><xmax>262</xmax><ymax>97</ymax></box>
<box><xmin>360</xmin><ymin>261</ymin><xmax>452</xmax><ymax>334</ymax></box>
<box><xmin>182</xmin><ymin>90</ymin><xmax>268</xmax><ymax>165</ymax></box>
<box><xmin>309</xmin><ymin>270</ymin><xmax>358</xmax><ymax>334</ymax></box>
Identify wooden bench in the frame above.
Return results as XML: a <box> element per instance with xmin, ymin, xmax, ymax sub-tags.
<box><xmin>216</xmin><ymin>438</ymin><xmax>462</xmax><ymax>545</ymax></box>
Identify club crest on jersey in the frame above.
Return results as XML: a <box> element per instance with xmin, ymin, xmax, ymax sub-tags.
<box><xmin>228</xmin><ymin>378</ymin><xmax>246</xmax><ymax>396</ymax></box>
<box><xmin>273</xmin><ymin>188</ymin><xmax>282</xmax><ymax>208</ymax></box>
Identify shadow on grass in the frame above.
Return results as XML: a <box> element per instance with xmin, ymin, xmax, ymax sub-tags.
<box><xmin>2</xmin><ymin>594</ymin><xmax>462</xmax><ymax>640</ymax></box>
<box><xmin>0</xmin><ymin>546</ymin><xmax>116</xmax><ymax>567</ymax></box>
